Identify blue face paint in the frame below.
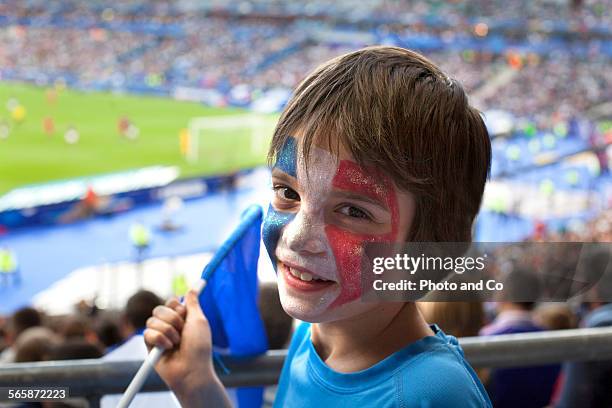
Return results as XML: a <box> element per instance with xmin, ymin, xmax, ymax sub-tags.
<box><xmin>262</xmin><ymin>204</ymin><xmax>295</xmax><ymax>269</ymax></box>
<box><xmin>263</xmin><ymin>137</ymin><xmax>297</xmax><ymax>270</ymax></box>
<box><xmin>274</xmin><ymin>136</ymin><xmax>297</xmax><ymax>177</ymax></box>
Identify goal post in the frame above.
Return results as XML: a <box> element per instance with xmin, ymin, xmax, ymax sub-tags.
<box><xmin>186</xmin><ymin>113</ymin><xmax>277</xmax><ymax>164</ymax></box>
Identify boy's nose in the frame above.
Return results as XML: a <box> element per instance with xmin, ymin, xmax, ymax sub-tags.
<box><xmin>283</xmin><ymin>212</ymin><xmax>327</xmax><ymax>256</ymax></box>
<box><xmin>295</xmin><ymin>237</ymin><xmax>327</xmax><ymax>255</ymax></box>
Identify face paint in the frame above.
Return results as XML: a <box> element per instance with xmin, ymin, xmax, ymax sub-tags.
<box><xmin>262</xmin><ymin>138</ymin><xmax>297</xmax><ymax>268</ymax></box>
<box><xmin>266</xmin><ymin>136</ymin><xmax>400</xmax><ymax>317</ymax></box>
<box><xmin>273</xmin><ymin>137</ymin><xmax>297</xmax><ymax>177</ymax></box>
<box><xmin>326</xmin><ymin>160</ymin><xmax>399</xmax><ymax>307</ymax></box>
<box><xmin>262</xmin><ymin>204</ymin><xmax>295</xmax><ymax>268</ymax></box>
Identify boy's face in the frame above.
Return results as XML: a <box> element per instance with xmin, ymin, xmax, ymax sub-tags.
<box><xmin>263</xmin><ymin>135</ymin><xmax>415</xmax><ymax>323</ymax></box>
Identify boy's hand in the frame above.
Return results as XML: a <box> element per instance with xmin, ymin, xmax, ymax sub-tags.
<box><xmin>144</xmin><ymin>289</ymin><xmax>216</xmax><ymax>397</ymax></box>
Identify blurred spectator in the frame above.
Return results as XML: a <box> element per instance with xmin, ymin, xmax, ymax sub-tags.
<box><xmin>100</xmin><ymin>290</ymin><xmax>176</xmax><ymax>408</ymax></box>
<box><xmin>48</xmin><ymin>339</ymin><xmax>103</xmax><ymax>361</ymax></box>
<box><xmin>418</xmin><ymin>302</ymin><xmax>485</xmax><ymax>338</ymax></box>
<box><xmin>14</xmin><ymin>327</ymin><xmax>60</xmax><ymax>363</ymax></box>
<box><xmin>0</xmin><ymin>306</ymin><xmax>42</xmax><ymax>363</ymax></box>
<box><xmin>59</xmin><ymin>316</ymin><xmax>88</xmax><ymax>339</ymax></box>
<box><xmin>554</xmin><ymin>249</ymin><xmax>612</xmax><ymax>408</ymax></box>
<box><xmin>258</xmin><ymin>282</ymin><xmax>293</xmax><ymax>349</ymax></box>
<box><xmin>0</xmin><ymin>1</ymin><xmax>609</xmax><ymax>125</ymax></box>
<box><xmin>74</xmin><ymin>299</ymin><xmax>99</xmax><ymax>318</ymax></box>
<box><xmin>0</xmin><ymin>315</ymin><xmax>7</xmax><ymax>353</ymax></box>
<box><xmin>480</xmin><ymin>268</ymin><xmax>560</xmax><ymax>408</ymax></box>
<box><xmin>95</xmin><ymin>315</ymin><xmax>124</xmax><ymax>352</ymax></box>
<box><xmin>121</xmin><ymin>290</ymin><xmax>162</xmax><ymax>339</ymax></box>
<box><xmin>0</xmin><ymin>246</ymin><xmax>20</xmax><ymax>287</ymax></box>
<box><xmin>258</xmin><ymin>282</ymin><xmax>294</xmax><ymax>408</ymax></box>
<box><xmin>59</xmin><ymin>316</ymin><xmax>100</xmax><ymax>347</ymax></box>
<box><xmin>43</xmin><ymin>341</ymin><xmax>103</xmax><ymax>408</ymax></box>
<box><xmin>59</xmin><ymin>187</ymin><xmax>113</xmax><ymax>223</ymax></box>
<box><xmin>534</xmin><ymin>304</ymin><xmax>577</xmax><ymax>331</ymax></box>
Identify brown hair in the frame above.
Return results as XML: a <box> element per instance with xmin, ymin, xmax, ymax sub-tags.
<box><xmin>418</xmin><ymin>301</ymin><xmax>485</xmax><ymax>338</ymax></box>
<box><xmin>14</xmin><ymin>327</ymin><xmax>61</xmax><ymax>363</ymax></box>
<box><xmin>10</xmin><ymin>307</ymin><xmax>42</xmax><ymax>338</ymax></box>
<box><xmin>124</xmin><ymin>290</ymin><xmax>162</xmax><ymax>331</ymax></box>
<box><xmin>268</xmin><ymin>46</ymin><xmax>491</xmax><ymax>242</ymax></box>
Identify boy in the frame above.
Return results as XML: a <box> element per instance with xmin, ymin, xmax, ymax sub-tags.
<box><xmin>145</xmin><ymin>46</ymin><xmax>492</xmax><ymax>407</ymax></box>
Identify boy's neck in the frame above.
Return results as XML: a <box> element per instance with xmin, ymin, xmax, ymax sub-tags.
<box><xmin>310</xmin><ymin>303</ymin><xmax>433</xmax><ymax>373</ymax></box>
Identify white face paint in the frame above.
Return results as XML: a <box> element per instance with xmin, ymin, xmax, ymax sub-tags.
<box><xmin>275</xmin><ymin>145</ymin><xmax>343</xmax><ymax>321</ymax></box>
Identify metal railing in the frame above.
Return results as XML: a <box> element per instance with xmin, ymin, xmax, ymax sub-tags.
<box><xmin>1</xmin><ymin>327</ymin><xmax>612</xmax><ymax>406</ymax></box>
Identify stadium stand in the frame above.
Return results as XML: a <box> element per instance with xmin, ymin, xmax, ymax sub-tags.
<box><xmin>0</xmin><ymin>1</ymin><xmax>611</xmax><ymax>407</ymax></box>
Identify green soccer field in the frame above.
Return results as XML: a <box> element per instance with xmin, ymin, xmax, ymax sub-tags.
<box><xmin>0</xmin><ymin>82</ymin><xmax>278</xmax><ymax>195</ymax></box>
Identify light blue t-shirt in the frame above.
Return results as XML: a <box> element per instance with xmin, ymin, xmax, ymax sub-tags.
<box><xmin>273</xmin><ymin>323</ymin><xmax>492</xmax><ymax>408</ymax></box>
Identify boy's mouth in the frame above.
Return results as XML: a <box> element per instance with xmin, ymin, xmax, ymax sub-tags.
<box><xmin>279</xmin><ymin>261</ymin><xmax>336</xmax><ymax>292</ymax></box>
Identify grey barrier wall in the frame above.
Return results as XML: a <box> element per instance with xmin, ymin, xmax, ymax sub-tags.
<box><xmin>1</xmin><ymin>327</ymin><xmax>612</xmax><ymax>406</ymax></box>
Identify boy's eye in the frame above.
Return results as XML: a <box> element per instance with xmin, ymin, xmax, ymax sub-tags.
<box><xmin>337</xmin><ymin>205</ymin><xmax>371</xmax><ymax>220</ymax></box>
<box><xmin>273</xmin><ymin>185</ymin><xmax>300</xmax><ymax>201</ymax></box>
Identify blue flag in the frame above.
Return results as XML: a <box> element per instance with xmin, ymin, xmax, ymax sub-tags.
<box><xmin>198</xmin><ymin>205</ymin><xmax>268</xmax><ymax>356</ymax></box>
<box><xmin>198</xmin><ymin>205</ymin><xmax>268</xmax><ymax>408</ymax></box>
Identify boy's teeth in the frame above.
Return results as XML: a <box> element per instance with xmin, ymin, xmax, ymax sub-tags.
<box><xmin>287</xmin><ymin>265</ymin><xmax>329</xmax><ymax>282</ymax></box>
<box><xmin>300</xmin><ymin>272</ymin><xmax>313</xmax><ymax>281</ymax></box>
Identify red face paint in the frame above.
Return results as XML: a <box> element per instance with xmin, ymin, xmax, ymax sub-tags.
<box><xmin>325</xmin><ymin>160</ymin><xmax>400</xmax><ymax>307</ymax></box>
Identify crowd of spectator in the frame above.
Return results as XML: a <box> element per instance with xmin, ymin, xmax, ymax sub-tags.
<box><xmin>372</xmin><ymin>0</ymin><xmax>612</xmax><ymax>28</ymax></box>
<box><xmin>530</xmin><ymin>207</ymin><xmax>612</xmax><ymax>243</ymax></box>
<box><xmin>2</xmin><ymin>236</ymin><xmax>609</xmax><ymax>407</ymax></box>
<box><xmin>0</xmin><ymin>26</ymin><xmax>148</xmax><ymax>84</ymax></box>
<box><xmin>0</xmin><ymin>283</ymin><xmax>294</xmax><ymax>406</ymax></box>
<box><xmin>479</xmin><ymin>52</ymin><xmax>612</xmax><ymax>126</ymax></box>
<box><xmin>0</xmin><ymin>283</ymin><xmax>293</xmax><ymax>363</ymax></box>
<box><xmin>0</xmin><ymin>297</ymin><xmax>136</xmax><ymax>365</ymax></box>
<box><xmin>417</xmin><ymin>210</ymin><xmax>612</xmax><ymax>407</ymax></box>
<box><xmin>143</xmin><ymin>17</ymin><xmax>297</xmax><ymax>91</ymax></box>
<box><xmin>253</xmin><ymin>43</ymin><xmax>612</xmax><ymax>124</ymax></box>
<box><xmin>418</xmin><ymin>294</ymin><xmax>611</xmax><ymax>407</ymax></box>
<box><xmin>0</xmin><ymin>0</ymin><xmax>610</xmax><ymax>126</ymax></box>
<box><xmin>3</xmin><ymin>0</ymin><xmax>612</xmax><ymax>28</ymax></box>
